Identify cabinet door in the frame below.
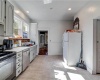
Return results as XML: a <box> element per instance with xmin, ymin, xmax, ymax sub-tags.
<box><xmin>5</xmin><ymin>0</ymin><xmax>14</xmax><ymax>36</ymax></box>
<box><xmin>30</xmin><ymin>23</ymin><xmax>38</xmax><ymax>41</ymax></box>
<box><xmin>30</xmin><ymin>50</ymin><xmax>34</xmax><ymax>62</ymax></box>
<box><xmin>0</xmin><ymin>0</ymin><xmax>5</xmax><ymax>24</ymax></box>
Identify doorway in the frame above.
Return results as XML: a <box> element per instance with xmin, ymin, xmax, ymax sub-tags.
<box><xmin>38</xmin><ymin>31</ymin><xmax>48</xmax><ymax>55</ymax></box>
<box><xmin>95</xmin><ymin>19</ymin><xmax>100</xmax><ymax>73</ymax></box>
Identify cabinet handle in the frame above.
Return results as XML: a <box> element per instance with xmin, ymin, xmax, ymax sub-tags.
<box><xmin>18</xmin><ymin>54</ymin><xmax>20</xmax><ymax>56</ymax></box>
<box><xmin>3</xmin><ymin>19</ymin><xmax>5</xmax><ymax>23</ymax></box>
<box><xmin>18</xmin><ymin>70</ymin><xmax>20</xmax><ymax>73</ymax></box>
<box><xmin>28</xmin><ymin>53</ymin><xmax>30</xmax><ymax>56</ymax></box>
<box><xmin>18</xmin><ymin>59</ymin><xmax>20</xmax><ymax>62</ymax></box>
<box><xmin>18</xmin><ymin>64</ymin><xmax>20</xmax><ymax>67</ymax></box>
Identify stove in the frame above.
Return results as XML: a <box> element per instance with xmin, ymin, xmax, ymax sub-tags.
<box><xmin>0</xmin><ymin>51</ymin><xmax>16</xmax><ymax>80</ymax></box>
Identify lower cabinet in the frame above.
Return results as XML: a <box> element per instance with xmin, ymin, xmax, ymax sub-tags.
<box><xmin>30</xmin><ymin>50</ymin><xmax>34</xmax><ymax>62</ymax></box>
<box><xmin>16</xmin><ymin>66</ymin><xmax>22</xmax><ymax>77</ymax></box>
<box><xmin>34</xmin><ymin>45</ymin><xmax>37</xmax><ymax>58</ymax></box>
<box><xmin>30</xmin><ymin>45</ymin><xmax>37</xmax><ymax>62</ymax></box>
<box><xmin>15</xmin><ymin>46</ymin><xmax>37</xmax><ymax>77</ymax></box>
<box><xmin>16</xmin><ymin>51</ymin><xmax>22</xmax><ymax>77</ymax></box>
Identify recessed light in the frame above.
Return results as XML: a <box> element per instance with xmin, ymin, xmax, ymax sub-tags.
<box><xmin>15</xmin><ymin>10</ymin><xmax>20</xmax><ymax>13</ymax></box>
<box><xmin>68</xmin><ymin>8</ymin><xmax>71</xmax><ymax>11</ymax></box>
<box><xmin>26</xmin><ymin>11</ymin><xmax>29</xmax><ymax>13</ymax></box>
<box><xmin>44</xmin><ymin>0</ymin><xmax>52</xmax><ymax>4</ymax></box>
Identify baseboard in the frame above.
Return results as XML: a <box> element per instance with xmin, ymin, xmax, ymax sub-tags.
<box><xmin>87</xmin><ymin>66</ymin><xmax>96</xmax><ymax>74</ymax></box>
<box><xmin>87</xmin><ymin>67</ymin><xmax>92</xmax><ymax>74</ymax></box>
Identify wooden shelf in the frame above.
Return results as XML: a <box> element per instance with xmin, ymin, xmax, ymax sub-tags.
<box><xmin>9</xmin><ymin>38</ymin><xmax>30</xmax><ymax>42</ymax></box>
<box><xmin>9</xmin><ymin>38</ymin><xmax>30</xmax><ymax>40</ymax></box>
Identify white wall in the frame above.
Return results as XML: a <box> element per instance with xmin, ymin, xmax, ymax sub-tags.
<box><xmin>37</xmin><ymin>20</ymin><xmax>73</xmax><ymax>55</ymax></box>
<box><xmin>74</xmin><ymin>1</ymin><xmax>100</xmax><ymax>74</ymax></box>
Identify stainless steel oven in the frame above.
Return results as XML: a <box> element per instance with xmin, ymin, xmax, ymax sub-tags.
<box><xmin>0</xmin><ymin>52</ymin><xmax>16</xmax><ymax>80</ymax></box>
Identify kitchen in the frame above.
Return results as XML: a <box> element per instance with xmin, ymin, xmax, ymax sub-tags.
<box><xmin>0</xmin><ymin>0</ymin><xmax>100</xmax><ymax>80</ymax></box>
<box><xmin>0</xmin><ymin>0</ymin><xmax>37</xmax><ymax>79</ymax></box>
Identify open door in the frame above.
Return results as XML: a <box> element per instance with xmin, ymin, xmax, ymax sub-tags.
<box><xmin>38</xmin><ymin>31</ymin><xmax>48</xmax><ymax>55</ymax></box>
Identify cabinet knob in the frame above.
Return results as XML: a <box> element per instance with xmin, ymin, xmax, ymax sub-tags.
<box><xmin>4</xmin><ymin>31</ymin><xmax>6</xmax><ymax>33</ymax></box>
<box><xmin>18</xmin><ymin>59</ymin><xmax>20</xmax><ymax>61</ymax></box>
<box><xmin>18</xmin><ymin>70</ymin><xmax>20</xmax><ymax>73</ymax></box>
<box><xmin>18</xmin><ymin>64</ymin><xmax>20</xmax><ymax>67</ymax></box>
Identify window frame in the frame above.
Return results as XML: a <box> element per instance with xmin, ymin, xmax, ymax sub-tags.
<box><xmin>13</xmin><ymin>15</ymin><xmax>29</xmax><ymax>38</ymax></box>
<box><xmin>22</xmin><ymin>22</ymin><xmax>29</xmax><ymax>38</ymax></box>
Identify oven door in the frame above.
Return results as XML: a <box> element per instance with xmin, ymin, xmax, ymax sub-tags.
<box><xmin>0</xmin><ymin>55</ymin><xmax>16</xmax><ymax>80</ymax></box>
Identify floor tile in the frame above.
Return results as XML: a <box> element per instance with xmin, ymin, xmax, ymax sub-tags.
<box><xmin>17</xmin><ymin>55</ymin><xmax>100</xmax><ymax>80</ymax></box>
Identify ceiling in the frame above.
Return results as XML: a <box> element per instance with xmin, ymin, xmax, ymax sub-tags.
<box><xmin>11</xmin><ymin>0</ymin><xmax>91</xmax><ymax>21</ymax></box>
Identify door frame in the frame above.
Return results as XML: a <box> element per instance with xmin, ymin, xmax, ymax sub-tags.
<box><xmin>37</xmin><ymin>28</ymin><xmax>50</xmax><ymax>55</ymax></box>
<box><xmin>93</xmin><ymin>19</ymin><xmax>100</xmax><ymax>74</ymax></box>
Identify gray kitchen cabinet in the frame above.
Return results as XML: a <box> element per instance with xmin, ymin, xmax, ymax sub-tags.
<box><xmin>34</xmin><ymin>45</ymin><xmax>37</xmax><ymax>58</ymax></box>
<box><xmin>0</xmin><ymin>0</ymin><xmax>14</xmax><ymax>36</ymax></box>
<box><xmin>16</xmin><ymin>51</ymin><xmax>22</xmax><ymax>77</ymax></box>
<box><xmin>0</xmin><ymin>0</ymin><xmax>5</xmax><ymax>24</ymax></box>
<box><xmin>5</xmin><ymin>0</ymin><xmax>14</xmax><ymax>36</ymax></box>
<box><xmin>30</xmin><ymin>49</ymin><xmax>34</xmax><ymax>62</ymax></box>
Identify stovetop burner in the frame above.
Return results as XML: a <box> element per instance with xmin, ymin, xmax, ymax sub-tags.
<box><xmin>0</xmin><ymin>51</ymin><xmax>16</xmax><ymax>61</ymax></box>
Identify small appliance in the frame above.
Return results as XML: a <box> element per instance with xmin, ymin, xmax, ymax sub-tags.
<box><xmin>3</xmin><ymin>39</ymin><xmax>13</xmax><ymax>50</ymax></box>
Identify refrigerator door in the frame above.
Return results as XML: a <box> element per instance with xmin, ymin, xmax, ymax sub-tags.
<box><xmin>63</xmin><ymin>32</ymin><xmax>69</xmax><ymax>42</ymax></box>
<box><xmin>68</xmin><ymin>32</ymin><xmax>81</xmax><ymax>66</ymax></box>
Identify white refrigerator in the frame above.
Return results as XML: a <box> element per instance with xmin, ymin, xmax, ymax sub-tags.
<box><xmin>63</xmin><ymin>32</ymin><xmax>81</xmax><ymax>66</ymax></box>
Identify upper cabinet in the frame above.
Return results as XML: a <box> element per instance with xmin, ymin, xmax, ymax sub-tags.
<box><xmin>5</xmin><ymin>0</ymin><xmax>14</xmax><ymax>36</ymax></box>
<box><xmin>0</xmin><ymin>0</ymin><xmax>14</xmax><ymax>36</ymax></box>
<box><xmin>0</xmin><ymin>0</ymin><xmax>5</xmax><ymax>24</ymax></box>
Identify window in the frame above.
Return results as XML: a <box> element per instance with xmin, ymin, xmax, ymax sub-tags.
<box><xmin>13</xmin><ymin>16</ymin><xmax>29</xmax><ymax>38</ymax></box>
<box><xmin>13</xmin><ymin>16</ymin><xmax>22</xmax><ymax>36</ymax></box>
<box><xmin>23</xmin><ymin>23</ymin><xmax>29</xmax><ymax>38</ymax></box>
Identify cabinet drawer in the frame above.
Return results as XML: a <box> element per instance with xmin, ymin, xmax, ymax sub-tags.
<box><xmin>16</xmin><ymin>66</ymin><xmax>22</xmax><ymax>77</ymax></box>
<box><xmin>16</xmin><ymin>51</ymin><xmax>22</xmax><ymax>58</ymax></box>
<box><xmin>16</xmin><ymin>57</ymin><xmax>22</xmax><ymax>63</ymax></box>
<box><xmin>16</xmin><ymin>61</ymin><xmax>22</xmax><ymax>69</ymax></box>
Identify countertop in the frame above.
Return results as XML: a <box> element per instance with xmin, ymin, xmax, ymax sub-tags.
<box><xmin>5</xmin><ymin>45</ymin><xmax>37</xmax><ymax>53</ymax></box>
<box><xmin>6</xmin><ymin>47</ymin><xmax>30</xmax><ymax>52</ymax></box>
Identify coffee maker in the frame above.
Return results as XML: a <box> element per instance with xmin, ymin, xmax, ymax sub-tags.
<box><xmin>3</xmin><ymin>39</ymin><xmax>13</xmax><ymax>50</ymax></box>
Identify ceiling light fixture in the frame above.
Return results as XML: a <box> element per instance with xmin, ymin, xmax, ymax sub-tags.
<box><xmin>26</xmin><ymin>11</ymin><xmax>29</xmax><ymax>13</ymax></box>
<box><xmin>68</xmin><ymin>8</ymin><xmax>72</xmax><ymax>11</ymax></box>
<box><xmin>15</xmin><ymin>10</ymin><xmax>20</xmax><ymax>13</ymax></box>
<box><xmin>43</xmin><ymin>0</ymin><xmax>52</xmax><ymax>4</ymax></box>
